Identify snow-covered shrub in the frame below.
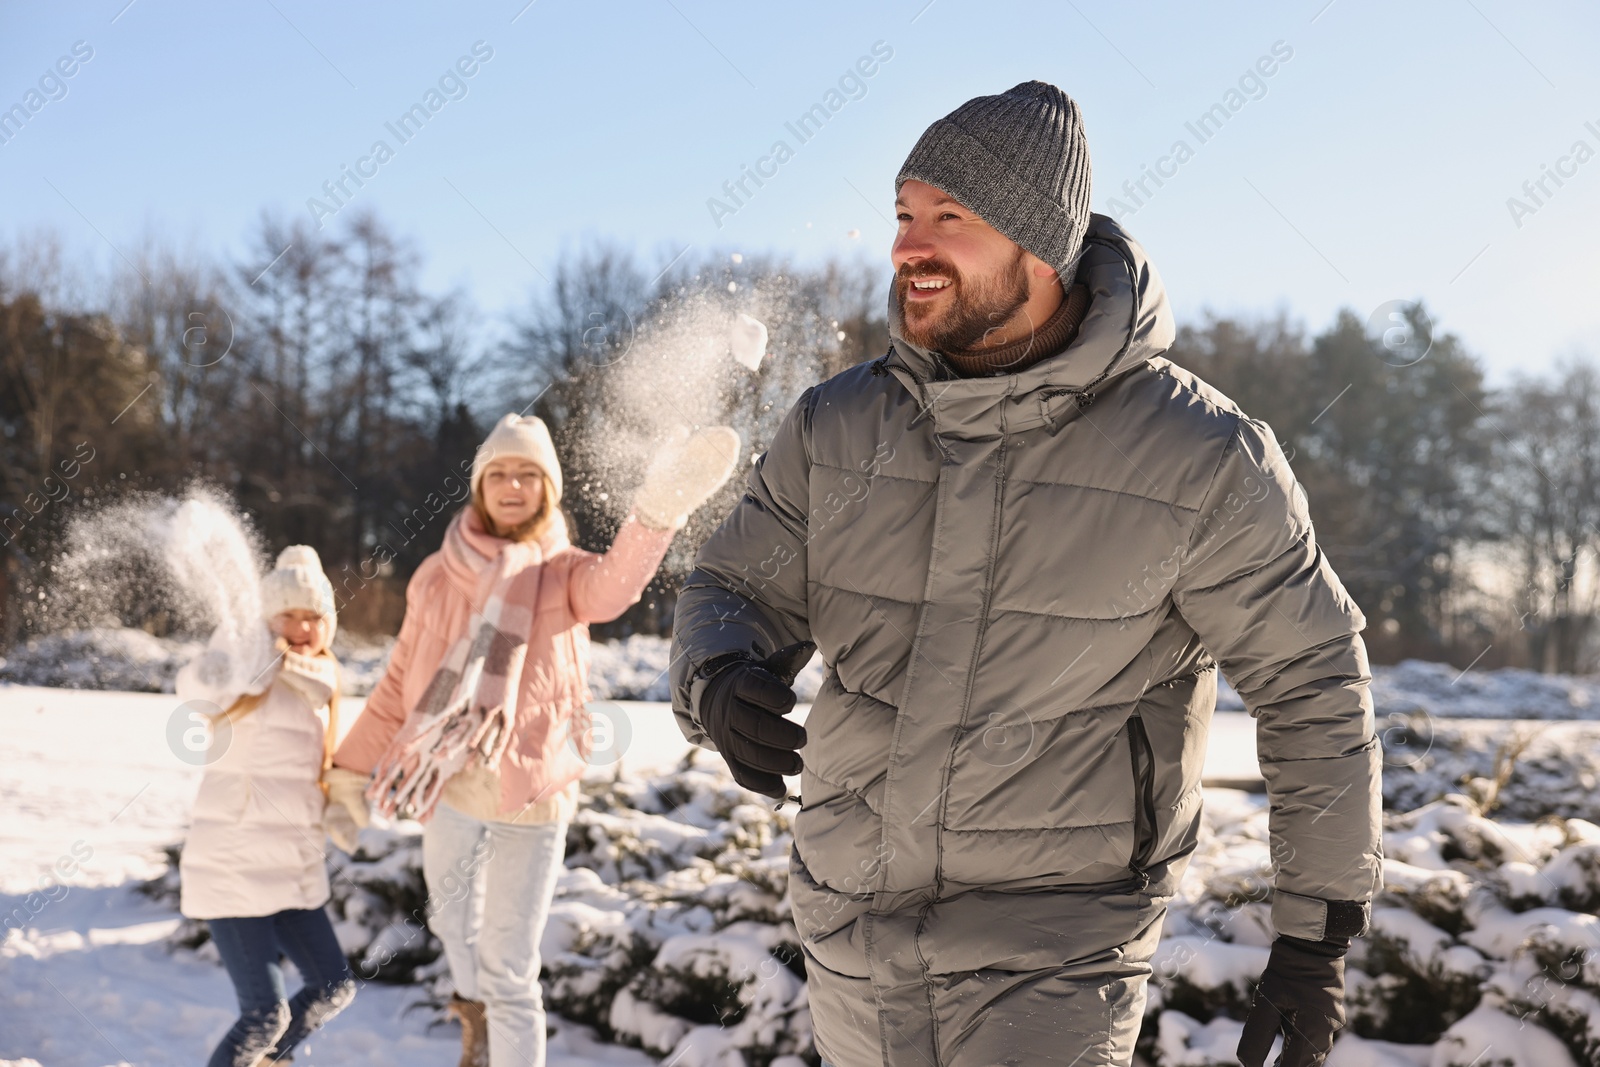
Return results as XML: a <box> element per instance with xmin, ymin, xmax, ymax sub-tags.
<box><xmin>1429</xmin><ymin>1002</ymin><xmax>1581</xmax><ymax>1066</ymax></box>
<box><xmin>132</xmin><ymin>706</ymin><xmax>1600</xmax><ymax>1065</ymax></box>
<box><xmin>1490</xmin><ymin>952</ymin><xmax>1600</xmax><ymax>1067</ymax></box>
<box><xmin>0</xmin><ymin>625</ymin><xmax>392</xmax><ymax>694</ymax></box>
<box><xmin>145</xmin><ymin>753</ymin><xmax>818</xmax><ymax>1067</ymax></box>
<box><xmin>587</xmin><ymin>631</ymin><xmax>830</xmax><ymax>703</ymax></box>
<box><xmin>1375</xmin><ymin>659</ymin><xmax>1600</xmax><ymax>721</ymax></box>
<box><xmin>0</xmin><ymin>627</ymin><xmax>197</xmax><ymax>691</ymax></box>
<box><xmin>1149</xmin><ymin>936</ymin><xmax>1267</xmax><ymax>1022</ymax></box>
<box><xmin>327</xmin><ymin>825</ymin><xmax>442</xmax><ymax>983</ymax></box>
<box><xmin>542</xmin><ymin>759</ymin><xmax>813</xmax><ymax>1065</ymax></box>
<box><xmin>1142</xmin><ymin>788</ymin><xmax>1600</xmax><ymax>1067</ymax></box>
<box><xmin>1344</xmin><ymin>908</ymin><xmax>1487</xmax><ymax>1043</ymax></box>
<box><xmin>1384</xmin><ymin>721</ymin><xmax>1600</xmax><ymax>823</ymax></box>
<box><xmin>1538</xmin><ymin>837</ymin><xmax>1600</xmax><ymax>914</ymax></box>
<box><xmin>5</xmin><ymin>628</ymin><xmax>824</xmax><ymax>701</ymax></box>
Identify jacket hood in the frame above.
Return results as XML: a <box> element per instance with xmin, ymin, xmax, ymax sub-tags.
<box><xmin>882</xmin><ymin>212</ymin><xmax>1176</xmax><ymax>434</ymax></box>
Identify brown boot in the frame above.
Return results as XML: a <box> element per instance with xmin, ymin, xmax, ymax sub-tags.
<box><xmin>445</xmin><ymin>993</ymin><xmax>489</xmax><ymax>1067</ymax></box>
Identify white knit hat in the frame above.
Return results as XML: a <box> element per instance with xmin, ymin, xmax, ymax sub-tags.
<box><xmin>471</xmin><ymin>413</ymin><xmax>564</xmax><ymax>501</ymax></box>
<box><xmin>260</xmin><ymin>545</ymin><xmax>338</xmax><ymax>640</ymax></box>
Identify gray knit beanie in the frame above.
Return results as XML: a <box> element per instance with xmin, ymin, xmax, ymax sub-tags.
<box><xmin>895</xmin><ymin>80</ymin><xmax>1093</xmax><ymax>285</ymax></box>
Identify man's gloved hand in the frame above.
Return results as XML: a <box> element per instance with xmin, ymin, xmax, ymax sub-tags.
<box><xmin>1237</xmin><ymin>934</ymin><xmax>1351</xmax><ymax>1067</ymax></box>
<box><xmin>697</xmin><ymin>642</ymin><xmax>813</xmax><ymax>798</ymax></box>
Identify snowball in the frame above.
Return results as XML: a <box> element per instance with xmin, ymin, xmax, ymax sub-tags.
<box><xmin>729</xmin><ymin>312</ymin><xmax>768</xmax><ymax>371</ymax></box>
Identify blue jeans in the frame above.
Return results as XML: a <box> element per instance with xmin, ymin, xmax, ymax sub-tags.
<box><xmin>206</xmin><ymin>907</ymin><xmax>356</xmax><ymax>1066</ymax></box>
<box><xmin>423</xmin><ymin>799</ymin><xmax>568</xmax><ymax>1067</ymax></box>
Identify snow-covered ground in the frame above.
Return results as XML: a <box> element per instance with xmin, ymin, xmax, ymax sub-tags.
<box><xmin>5</xmin><ymin>636</ymin><xmax>1600</xmax><ymax>1066</ymax></box>
<box><xmin>0</xmin><ymin>684</ymin><xmax>667</xmax><ymax>1067</ymax></box>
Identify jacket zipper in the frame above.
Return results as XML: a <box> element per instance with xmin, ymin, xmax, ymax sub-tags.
<box><xmin>934</xmin><ymin>433</ymin><xmax>1010</xmax><ymax>899</ymax></box>
<box><xmin>1126</xmin><ymin>712</ymin><xmax>1156</xmax><ymax>890</ymax></box>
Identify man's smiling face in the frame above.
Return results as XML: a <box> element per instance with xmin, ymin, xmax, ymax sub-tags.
<box><xmin>891</xmin><ymin>178</ymin><xmax>1056</xmax><ymax>355</ymax></box>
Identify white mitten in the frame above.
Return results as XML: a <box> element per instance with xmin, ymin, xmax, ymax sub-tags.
<box><xmin>322</xmin><ymin>767</ymin><xmax>372</xmax><ymax>852</ymax></box>
<box><xmin>195</xmin><ymin>648</ymin><xmax>233</xmax><ymax>687</ymax></box>
<box><xmin>632</xmin><ymin>424</ymin><xmax>742</xmax><ymax>531</ymax></box>
<box><xmin>175</xmin><ymin>624</ymin><xmax>275</xmax><ymax>708</ymax></box>
<box><xmin>174</xmin><ymin>647</ymin><xmax>238</xmax><ymax>707</ymax></box>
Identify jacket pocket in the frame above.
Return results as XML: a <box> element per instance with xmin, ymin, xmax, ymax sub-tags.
<box><xmin>1126</xmin><ymin>713</ymin><xmax>1157</xmax><ymax>883</ymax></box>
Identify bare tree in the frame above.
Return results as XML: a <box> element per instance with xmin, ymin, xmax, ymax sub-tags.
<box><xmin>1495</xmin><ymin>355</ymin><xmax>1600</xmax><ymax>673</ymax></box>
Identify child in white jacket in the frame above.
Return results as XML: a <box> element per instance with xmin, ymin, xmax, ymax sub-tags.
<box><xmin>177</xmin><ymin>546</ymin><xmax>356</xmax><ymax>1067</ymax></box>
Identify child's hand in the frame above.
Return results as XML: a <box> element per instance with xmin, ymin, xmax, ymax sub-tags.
<box><xmin>322</xmin><ymin>768</ymin><xmax>372</xmax><ymax>853</ymax></box>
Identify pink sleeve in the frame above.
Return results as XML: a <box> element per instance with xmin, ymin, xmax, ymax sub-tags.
<box><xmin>332</xmin><ymin>559</ymin><xmax>433</xmax><ymax>774</ymax></box>
<box><xmin>566</xmin><ymin>508</ymin><xmax>677</xmax><ymax>624</ymax></box>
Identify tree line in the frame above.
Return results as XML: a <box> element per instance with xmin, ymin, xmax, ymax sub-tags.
<box><xmin>1</xmin><ymin>210</ymin><xmax>1595</xmax><ymax>672</ymax></box>
<box><xmin>0</xmin><ymin>210</ymin><xmax>885</xmax><ymax>645</ymax></box>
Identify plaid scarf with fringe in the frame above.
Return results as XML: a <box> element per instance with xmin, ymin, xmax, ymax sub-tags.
<box><xmin>365</xmin><ymin>510</ymin><xmax>546</xmax><ymax>821</ymax></box>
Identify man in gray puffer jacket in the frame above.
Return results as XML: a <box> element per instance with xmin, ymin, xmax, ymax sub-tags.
<box><xmin>670</xmin><ymin>80</ymin><xmax>1381</xmax><ymax>1067</ymax></box>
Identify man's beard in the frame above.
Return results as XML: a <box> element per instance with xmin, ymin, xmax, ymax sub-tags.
<box><xmin>893</xmin><ymin>246</ymin><xmax>1032</xmax><ymax>354</ymax></box>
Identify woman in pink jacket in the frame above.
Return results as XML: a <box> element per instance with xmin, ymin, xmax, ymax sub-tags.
<box><xmin>324</xmin><ymin>413</ymin><xmax>738</xmax><ymax>1067</ymax></box>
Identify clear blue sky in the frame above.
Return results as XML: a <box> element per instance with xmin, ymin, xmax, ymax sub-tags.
<box><xmin>2</xmin><ymin>0</ymin><xmax>1597</xmax><ymax>388</ymax></box>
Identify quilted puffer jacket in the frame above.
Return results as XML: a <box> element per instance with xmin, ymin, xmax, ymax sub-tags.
<box><xmin>178</xmin><ymin>651</ymin><xmax>338</xmax><ymax>920</ymax></box>
<box><xmin>670</xmin><ymin>212</ymin><xmax>1382</xmax><ymax>1066</ymax></box>
<box><xmin>335</xmin><ymin>505</ymin><xmax>674</xmax><ymax>821</ymax></box>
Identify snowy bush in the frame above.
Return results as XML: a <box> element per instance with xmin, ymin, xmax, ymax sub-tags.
<box><xmin>586</xmin><ymin>633</ymin><xmax>826</xmax><ymax>703</ymax></box>
<box><xmin>1375</xmin><ymin>659</ymin><xmax>1600</xmax><ymax>721</ymax></box>
<box><xmin>0</xmin><ymin>627</ymin><xmax>198</xmax><ymax>691</ymax></box>
<box><xmin>141</xmin><ymin>767</ymin><xmax>1600</xmax><ymax>1065</ymax></box>
<box><xmin>123</xmin><ymin>645</ymin><xmax>1600</xmax><ymax>1066</ymax></box>
<box><xmin>1383</xmin><ymin>720</ymin><xmax>1600</xmax><ymax>822</ymax></box>
<box><xmin>1145</xmin><ymin>790</ymin><xmax>1600</xmax><ymax>1066</ymax></box>
<box><xmin>541</xmin><ymin>763</ymin><xmax>815</xmax><ymax>1065</ymax></box>
<box><xmin>587</xmin><ymin>634</ymin><xmax>678</xmax><ymax>702</ymax></box>
<box><xmin>4</xmin><ymin>627</ymin><xmax>831</xmax><ymax>702</ymax></box>
<box><xmin>144</xmin><ymin>751</ymin><xmax>819</xmax><ymax>1067</ymax></box>
<box><xmin>0</xmin><ymin>626</ymin><xmax>394</xmax><ymax>695</ymax></box>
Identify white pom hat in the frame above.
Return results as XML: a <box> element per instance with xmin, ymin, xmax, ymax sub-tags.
<box><xmin>471</xmin><ymin>413</ymin><xmax>564</xmax><ymax>501</ymax></box>
<box><xmin>261</xmin><ymin>545</ymin><xmax>338</xmax><ymax>640</ymax></box>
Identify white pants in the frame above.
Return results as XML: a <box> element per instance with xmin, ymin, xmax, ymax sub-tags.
<box><xmin>422</xmin><ymin>799</ymin><xmax>567</xmax><ymax>1067</ymax></box>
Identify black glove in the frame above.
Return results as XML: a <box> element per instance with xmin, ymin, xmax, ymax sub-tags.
<box><xmin>696</xmin><ymin>642</ymin><xmax>814</xmax><ymax>798</ymax></box>
<box><xmin>1237</xmin><ymin>934</ymin><xmax>1350</xmax><ymax>1067</ymax></box>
